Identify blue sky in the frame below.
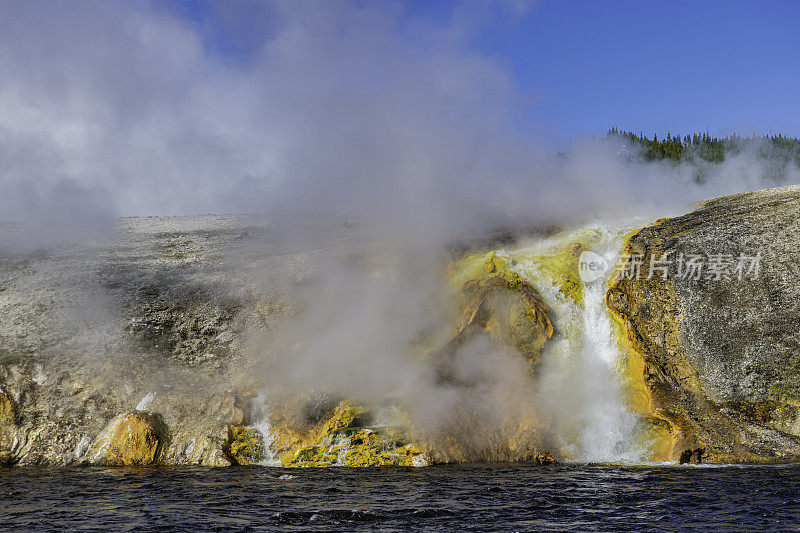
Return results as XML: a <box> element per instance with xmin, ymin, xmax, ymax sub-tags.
<box><xmin>476</xmin><ymin>0</ymin><xmax>800</xmax><ymax>141</ymax></box>
<box><xmin>171</xmin><ymin>0</ymin><xmax>800</xmax><ymax>143</ymax></box>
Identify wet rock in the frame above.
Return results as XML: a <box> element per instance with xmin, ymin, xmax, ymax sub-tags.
<box><xmin>275</xmin><ymin>401</ymin><xmax>430</xmax><ymax>467</ymax></box>
<box><xmin>88</xmin><ymin>411</ymin><xmax>169</xmax><ymax>466</ymax></box>
<box><xmin>444</xmin><ymin>251</ymin><xmax>555</xmax><ymax>372</ymax></box>
<box><xmin>679</xmin><ymin>448</ymin><xmax>705</xmax><ymax>464</ymax></box>
<box><xmin>533</xmin><ymin>451</ymin><xmax>557</xmax><ymax>465</ymax></box>
<box><xmin>0</xmin><ymin>391</ymin><xmax>17</xmax><ymax>463</ymax></box>
<box><xmin>226</xmin><ymin>426</ymin><xmax>266</xmax><ymax>465</ymax></box>
<box><xmin>609</xmin><ymin>185</ymin><xmax>800</xmax><ymax>462</ymax></box>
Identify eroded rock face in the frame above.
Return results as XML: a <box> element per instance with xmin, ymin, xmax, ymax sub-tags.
<box><xmin>21</xmin><ymin>200</ymin><xmax>800</xmax><ymax>467</ymax></box>
<box><xmin>609</xmin><ymin>185</ymin><xmax>800</xmax><ymax>462</ymax></box>
<box><xmin>249</xmin><ymin>246</ymin><xmax>564</xmax><ymax>465</ymax></box>
<box><xmin>272</xmin><ymin>401</ymin><xmax>431</xmax><ymax>467</ymax></box>
<box><xmin>0</xmin><ymin>390</ymin><xmax>17</xmax><ymax>465</ymax></box>
<box><xmin>445</xmin><ymin>251</ymin><xmax>555</xmax><ymax>371</ymax></box>
<box><xmin>226</xmin><ymin>426</ymin><xmax>266</xmax><ymax>465</ymax></box>
<box><xmin>88</xmin><ymin>411</ymin><xmax>168</xmax><ymax>466</ymax></box>
<box><xmin>0</xmin><ymin>216</ymin><xmax>292</xmax><ymax>467</ymax></box>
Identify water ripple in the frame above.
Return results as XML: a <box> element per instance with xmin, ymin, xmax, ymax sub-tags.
<box><xmin>1</xmin><ymin>464</ymin><xmax>799</xmax><ymax>531</ymax></box>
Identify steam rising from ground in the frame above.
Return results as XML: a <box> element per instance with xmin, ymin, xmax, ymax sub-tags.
<box><xmin>2</xmin><ymin>1</ymin><xmax>799</xmax><ymax>460</ymax></box>
<box><xmin>3</xmin><ymin>1</ymin><xmax>794</xmax><ymax>232</ymax></box>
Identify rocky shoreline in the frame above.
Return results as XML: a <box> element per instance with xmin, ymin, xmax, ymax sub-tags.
<box><xmin>3</xmin><ymin>187</ymin><xmax>800</xmax><ymax>467</ymax></box>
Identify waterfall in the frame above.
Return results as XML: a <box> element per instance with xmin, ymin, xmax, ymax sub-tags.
<box><xmin>250</xmin><ymin>392</ymin><xmax>281</xmax><ymax>466</ymax></box>
<box><xmin>238</xmin><ymin>222</ymin><xmax>648</xmax><ymax>466</ymax></box>
<box><xmin>505</xmin><ymin>222</ymin><xmax>645</xmax><ymax>463</ymax></box>
<box><xmin>576</xmin><ymin>241</ymin><xmax>643</xmax><ymax>462</ymax></box>
<box><xmin>333</xmin><ymin>433</ymin><xmax>352</xmax><ymax>466</ymax></box>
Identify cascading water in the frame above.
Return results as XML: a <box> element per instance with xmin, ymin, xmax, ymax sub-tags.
<box><xmin>249</xmin><ymin>392</ymin><xmax>281</xmax><ymax>466</ymax></box>
<box><xmin>235</xmin><ymin>222</ymin><xmax>650</xmax><ymax>466</ymax></box>
<box><xmin>501</xmin><ymin>222</ymin><xmax>646</xmax><ymax>463</ymax></box>
<box><xmin>575</xmin><ymin>240</ymin><xmax>643</xmax><ymax>462</ymax></box>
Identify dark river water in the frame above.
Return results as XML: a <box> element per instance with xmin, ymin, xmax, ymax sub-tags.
<box><xmin>2</xmin><ymin>464</ymin><xmax>800</xmax><ymax>531</ymax></box>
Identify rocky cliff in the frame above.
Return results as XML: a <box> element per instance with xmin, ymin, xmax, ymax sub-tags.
<box><xmin>4</xmin><ymin>186</ymin><xmax>800</xmax><ymax>467</ymax></box>
<box><xmin>609</xmin><ymin>185</ymin><xmax>800</xmax><ymax>462</ymax></box>
<box><xmin>0</xmin><ymin>216</ymin><xmax>276</xmax><ymax>466</ymax></box>
<box><xmin>0</xmin><ymin>215</ymin><xmax>556</xmax><ymax>466</ymax></box>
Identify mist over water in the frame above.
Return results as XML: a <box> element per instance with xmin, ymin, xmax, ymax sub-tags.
<box><xmin>499</xmin><ymin>223</ymin><xmax>644</xmax><ymax>462</ymax></box>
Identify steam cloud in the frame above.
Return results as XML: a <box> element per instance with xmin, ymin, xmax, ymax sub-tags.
<box><xmin>2</xmin><ymin>1</ymin><xmax>793</xmax><ymax>229</ymax></box>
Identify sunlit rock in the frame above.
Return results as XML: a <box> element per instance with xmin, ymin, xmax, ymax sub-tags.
<box><xmin>88</xmin><ymin>411</ymin><xmax>168</xmax><ymax>466</ymax></box>
<box><xmin>609</xmin><ymin>185</ymin><xmax>800</xmax><ymax>462</ymax></box>
<box><xmin>0</xmin><ymin>390</ymin><xmax>17</xmax><ymax>466</ymax></box>
<box><xmin>445</xmin><ymin>251</ymin><xmax>555</xmax><ymax>370</ymax></box>
<box><xmin>274</xmin><ymin>401</ymin><xmax>430</xmax><ymax>467</ymax></box>
<box><xmin>226</xmin><ymin>426</ymin><xmax>266</xmax><ymax>465</ymax></box>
